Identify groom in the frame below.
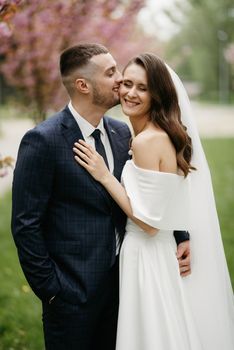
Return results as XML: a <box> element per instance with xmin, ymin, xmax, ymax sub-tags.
<box><xmin>11</xmin><ymin>43</ymin><xmax>190</xmax><ymax>350</ymax></box>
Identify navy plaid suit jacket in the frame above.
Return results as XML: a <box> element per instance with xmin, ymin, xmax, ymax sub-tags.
<box><xmin>11</xmin><ymin>106</ymin><xmax>131</xmax><ymax>304</ymax></box>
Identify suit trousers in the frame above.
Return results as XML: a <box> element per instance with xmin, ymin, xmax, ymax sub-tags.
<box><xmin>42</xmin><ymin>257</ymin><xmax>119</xmax><ymax>350</ymax></box>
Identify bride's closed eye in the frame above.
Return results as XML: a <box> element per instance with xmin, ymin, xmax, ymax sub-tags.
<box><xmin>138</xmin><ymin>85</ymin><xmax>147</xmax><ymax>91</ymax></box>
<box><xmin>122</xmin><ymin>80</ymin><xmax>147</xmax><ymax>92</ymax></box>
<box><xmin>123</xmin><ymin>81</ymin><xmax>132</xmax><ymax>88</ymax></box>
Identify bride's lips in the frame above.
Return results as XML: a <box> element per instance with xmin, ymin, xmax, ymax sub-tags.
<box><xmin>124</xmin><ymin>99</ymin><xmax>139</xmax><ymax>107</ymax></box>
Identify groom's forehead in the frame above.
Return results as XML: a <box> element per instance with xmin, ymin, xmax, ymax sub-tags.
<box><xmin>90</xmin><ymin>53</ymin><xmax>117</xmax><ymax>72</ymax></box>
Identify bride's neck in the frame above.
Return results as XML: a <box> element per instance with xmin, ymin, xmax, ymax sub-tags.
<box><xmin>130</xmin><ymin>116</ymin><xmax>149</xmax><ymax>136</ymax></box>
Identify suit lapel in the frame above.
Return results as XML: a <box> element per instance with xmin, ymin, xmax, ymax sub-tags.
<box><xmin>61</xmin><ymin>106</ymin><xmax>84</xmax><ymax>148</ymax></box>
<box><xmin>60</xmin><ymin>107</ymin><xmax>112</xmax><ymax>206</ymax></box>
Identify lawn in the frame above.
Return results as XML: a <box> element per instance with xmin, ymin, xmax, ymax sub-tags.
<box><xmin>0</xmin><ymin>138</ymin><xmax>233</xmax><ymax>349</ymax></box>
<box><xmin>0</xmin><ymin>190</ymin><xmax>43</xmax><ymax>350</ymax></box>
<box><xmin>201</xmin><ymin>138</ymin><xmax>234</xmax><ymax>285</ymax></box>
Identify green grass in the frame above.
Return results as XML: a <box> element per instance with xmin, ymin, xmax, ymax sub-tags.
<box><xmin>201</xmin><ymin>138</ymin><xmax>234</xmax><ymax>286</ymax></box>
<box><xmin>0</xmin><ymin>138</ymin><xmax>233</xmax><ymax>349</ymax></box>
<box><xmin>0</xmin><ymin>191</ymin><xmax>43</xmax><ymax>350</ymax></box>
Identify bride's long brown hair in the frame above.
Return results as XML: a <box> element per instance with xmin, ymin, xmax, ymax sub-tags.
<box><xmin>124</xmin><ymin>53</ymin><xmax>195</xmax><ymax>177</ymax></box>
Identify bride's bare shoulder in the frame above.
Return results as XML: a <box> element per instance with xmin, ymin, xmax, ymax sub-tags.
<box><xmin>132</xmin><ymin>128</ymin><xmax>171</xmax><ymax>151</ymax></box>
<box><xmin>131</xmin><ymin>128</ymin><xmax>173</xmax><ymax>170</ymax></box>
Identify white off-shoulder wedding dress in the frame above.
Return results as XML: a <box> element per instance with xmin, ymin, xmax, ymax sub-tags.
<box><xmin>115</xmin><ymin>159</ymin><xmax>234</xmax><ymax>350</ymax></box>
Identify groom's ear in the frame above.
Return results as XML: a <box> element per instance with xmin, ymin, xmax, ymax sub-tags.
<box><xmin>74</xmin><ymin>78</ymin><xmax>90</xmax><ymax>94</ymax></box>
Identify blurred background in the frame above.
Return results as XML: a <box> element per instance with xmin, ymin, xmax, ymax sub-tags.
<box><xmin>0</xmin><ymin>0</ymin><xmax>233</xmax><ymax>348</ymax></box>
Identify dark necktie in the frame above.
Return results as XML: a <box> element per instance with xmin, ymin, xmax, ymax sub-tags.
<box><xmin>91</xmin><ymin>129</ymin><xmax>109</xmax><ymax>168</ymax></box>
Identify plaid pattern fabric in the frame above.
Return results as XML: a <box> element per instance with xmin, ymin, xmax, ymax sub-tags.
<box><xmin>11</xmin><ymin>106</ymin><xmax>131</xmax><ymax>304</ymax></box>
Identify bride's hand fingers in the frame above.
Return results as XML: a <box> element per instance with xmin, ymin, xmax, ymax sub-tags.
<box><xmin>73</xmin><ymin>144</ymin><xmax>93</xmax><ymax>160</ymax></box>
<box><xmin>73</xmin><ymin>148</ymin><xmax>91</xmax><ymax>164</ymax></box>
<box><xmin>78</xmin><ymin>140</ymin><xmax>95</xmax><ymax>154</ymax></box>
<box><xmin>75</xmin><ymin>154</ymin><xmax>92</xmax><ymax>171</ymax></box>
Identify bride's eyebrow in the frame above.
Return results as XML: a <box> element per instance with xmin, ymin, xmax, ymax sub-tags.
<box><xmin>123</xmin><ymin>79</ymin><xmax>132</xmax><ymax>83</ymax></box>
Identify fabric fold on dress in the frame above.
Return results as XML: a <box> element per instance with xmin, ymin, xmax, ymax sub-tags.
<box><xmin>122</xmin><ymin>160</ymin><xmax>191</xmax><ymax>230</ymax></box>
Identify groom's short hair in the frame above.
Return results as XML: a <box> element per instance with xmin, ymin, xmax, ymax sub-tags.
<box><xmin>60</xmin><ymin>43</ymin><xmax>109</xmax><ymax>77</ymax></box>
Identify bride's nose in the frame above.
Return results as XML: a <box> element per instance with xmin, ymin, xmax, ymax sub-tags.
<box><xmin>127</xmin><ymin>86</ymin><xmax>137</xmax><ymax>98</ymax></box>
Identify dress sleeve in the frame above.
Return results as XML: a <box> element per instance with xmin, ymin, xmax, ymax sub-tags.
<box><xmin>121</xmin><ymin>161</ymin><xmax>191</xmax><ymax>230</ymax></box>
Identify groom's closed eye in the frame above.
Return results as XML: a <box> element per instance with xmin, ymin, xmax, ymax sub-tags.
<box><xmin>105</xmin><ymin>67</ymin><xmax>116</xmax><ymax>77</ymax></box>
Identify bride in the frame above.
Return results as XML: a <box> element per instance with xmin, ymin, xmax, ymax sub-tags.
<box><xmin>73</xmin><ymin>53</ymin><xmax>234</xmax><ymax>349</ymax></box>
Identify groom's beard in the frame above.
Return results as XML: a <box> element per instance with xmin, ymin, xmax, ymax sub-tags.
<box><xmin>92</xmin><ymin>82</ymin><xmax>120</xmax><ymax>110</ymax></box>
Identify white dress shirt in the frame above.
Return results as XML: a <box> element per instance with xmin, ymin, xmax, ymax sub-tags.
<box><xmin>68</xmin><ymin>101</ymin><xmax>114</xmax><ymax>173</ymax></box>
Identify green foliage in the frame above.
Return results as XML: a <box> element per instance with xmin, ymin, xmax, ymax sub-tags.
<box><xmin>0</xmin><ymin>138</ymin><xmax>233</xmax><ymax>348</ymax></box>
<box><xmin>166</xmin><ymin>0</ymin><xmax>234</xmax><ymax>102</ymax></box>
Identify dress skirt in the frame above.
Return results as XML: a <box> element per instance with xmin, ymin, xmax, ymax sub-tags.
<box><xmin>115</xmin><ymin>220</ymin><xmax>202</xmax><ymax>350</ymax></box>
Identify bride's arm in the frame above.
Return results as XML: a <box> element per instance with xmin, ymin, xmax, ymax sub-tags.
<box><xmin>73</xmin><ymin>140</ymin><xmax>158</xmax><ymax>235</ymax></box>
<box><xmin>99</xmin><ymin>168</ymin><xmax>157</xmax><ymax>235</ymax></box>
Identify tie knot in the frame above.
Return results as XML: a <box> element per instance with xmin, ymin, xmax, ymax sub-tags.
<box><xmin>91</xmin><ymin>129</ymin><xmax>101</xmax><ymax>140</ymax></box>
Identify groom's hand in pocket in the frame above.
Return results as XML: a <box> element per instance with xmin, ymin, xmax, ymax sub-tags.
<box><xmin>176</xmin><ymin>241</ymin><xmax>191</xmax><ymax>277</ymax></box>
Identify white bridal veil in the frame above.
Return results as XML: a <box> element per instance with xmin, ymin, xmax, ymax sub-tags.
<box><xmin>168</xmin><ymin>66</ymin><xmax>234</xmax><ymax>349</ymax></box>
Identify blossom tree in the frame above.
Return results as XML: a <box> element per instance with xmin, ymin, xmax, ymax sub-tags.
<box><xmin>0</xmin><ymin>155</ymin><xmax>14</xmax><ymax>177</ymax></box>
<box><xmin>0</xmin><ymin>0</ymin><xmax>20</xmax><ymax>177</ymax></box>
<box><xmin>0</xmin><ymin>0</ymin><xmax>21</xmax><ymax>35</ymax></box>
<box><xmin>0</xmin><ymin>0</ymin><xmax>149</xmax><ymax>123</ymax></box>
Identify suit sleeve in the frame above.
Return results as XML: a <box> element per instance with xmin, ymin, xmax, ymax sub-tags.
<box><xmin>11</xmin><ymin>129</ymin><xmax>61</xmax><ymax>301</ymax></box>
<box><xmin>173</xmin><ymin>230</ymin><xmax>190</xmax><ymax>245</ymax></box>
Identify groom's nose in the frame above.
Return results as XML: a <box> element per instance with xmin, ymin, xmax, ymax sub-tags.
<box><xmin>116</xmin><ymin>70</ymin><xmax>123</xmax><ymax>83</ymax></box>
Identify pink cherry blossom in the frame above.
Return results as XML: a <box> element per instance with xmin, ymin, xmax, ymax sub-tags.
<box><xmin>0</xmin><ymin>0</ymin><xmax>159</xmax><ymax>123</ymax></box>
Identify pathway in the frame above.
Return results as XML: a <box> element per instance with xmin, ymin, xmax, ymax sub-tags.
<box><xmin>0</xmin><ymin>102</ymin><xmax>234</xmax><ymax>195</ymax></box>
